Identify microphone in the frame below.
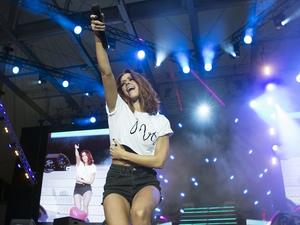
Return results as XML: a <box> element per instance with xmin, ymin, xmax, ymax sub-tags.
<box><xmin>91</xmin><ymin>4</ymin><xmax>108</xmax><ymax>50</ymax></box>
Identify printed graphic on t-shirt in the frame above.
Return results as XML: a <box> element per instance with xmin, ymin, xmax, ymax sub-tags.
<box><xmin>130</xmin><ymin>120</ymin><xmax>158</xmax><ymax>145</ymax></box>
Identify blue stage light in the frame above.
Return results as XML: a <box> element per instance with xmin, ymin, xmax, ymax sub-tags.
<box><xmin>73</xmin><ymin>25</ymin><xmax>82</xmax><ymax>34</ymax></box>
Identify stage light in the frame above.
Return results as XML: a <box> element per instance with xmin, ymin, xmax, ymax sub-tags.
<box><xmin>269</xmin><ymin>127</ymin><xmax>276</xmax><ymax>136</ymax></box>
<box><xmin>244</xmin><ymin>28</ymin><xmax>253</xmax><ymax>44</ymax></box>
<box><xmin>266</xmin><ymin>190</ymin><xmax>272</xmax><ymax>195</ymax></box>
<box><xmin>262</xmin><ymin>65</ymin><xmax>272</xmax><ymax>76</ymax></box>
<box><xmin>254</xmin><ymin>200</ymin><xmax>259</xmax><ymax>205</ymax></box>
<box><xmin>107</xmin><ymin>37</ymin><xmax>116</xmax><ymax>51</ymax></box>
<box><xmin>180</xmin><ymin>192</ymin><xmax>185</xmax><ymax>197</ymax></box>
<box><xmin>244</xmin><ymin>35</ymin><xmax>252</xmax><ymax>45</ymax></box>
<box><xmin>4</xmin><ymin>127</ymin><xmax>8</xmax><ymax>133</ymax></box>
<box><xmin>176</xmin><ymin>52</ymin><xmax>190</xmax><ymax>74</ymax></box>
<box><xmin>272</xmin><ymin>144</ymin><xmax>279</xmax><ymax>151</ymax></box>
<box><xmin>17</xmin><ymin>163</ymin><xmax>21</xmax><ymax>168</ymax></box>
<box><xmin>191</xmin><ymin>177</ymin><xmax>196</xmax><ymax>182</ymax></box>
<box><xmin>163</xmin><ymin>179</ymin><xmax>168</xmax><ymax>183</ymax></box>
<box><xmin>202</xmin><ymin>46</ymin><xmax>214</xmax><ymax>72</ymax></box>
<box><xmin>178</xmin><ymin>122</ymin><xmax>183</xmax><ymax>128</ymax></box>
<box><xmin>234</xmin><ymin>118</ymin><xmax>239</xmax><ymax>123</ymax></box>
<box><xmin>264</xmin><ymin>168</ymin><xmax>268</xmax><ymax>173</ymax></box>
<box><xmin>170</xmin><ymin>155</ymin><xmax>175</xmax><ymax>160</ymax></box>
<box><xmin>90</xmin><ymin>116</ymin><xmax>96</xmax><ymax>123</ymax></box>
<box><xmin>273</xmin><ymin>13</ymin><xmax>286</xmax><ymax>30</ymax></box>
<box><xmin>62</xmin><ymin>80</ymin><xmax>69</xmax><ymax>88</ymax></box>
<box><xmin>159</xmin><ymin>215</ymin><xmax>168</xmax><ymax>221</ymax></box>
<box><xmin>223</xmin><ymin>43</ymin><xmax>235</xmax><ymax>58</ymax></box>
<box><xmin>266</xmin><ymin>83</ymin><xmax>276</xmax><ymax>92</ymax></box>
<box><xmin>25</xmin><ymin>173</ymin><xmax>29</xmax><ymax>179</ymax></box>
<box><xmin>248</xmin><ymin>149</ymin><xmax>253</xmax><ymax>154</ymax></box>
<box><xmin>213</xmin><ymin>157</ymin><xmax>217</xmax><ymax>162</ymax></box>
<box><xmin>137</xmin><ymin>50</ymin><xmax>145</xmax><ymax>60</ymax></box>
<box><xmin>180</xmin><ymin>209</ymin><xmax>184</xmax><ymax>213</ymax></box>
<box><xmin>243</xmin><ymin>189</ymin><xmax>248</xmax><ymax>194</ymax></box>
<box><xmin>204</xmin><ymin>63</ymin><xmax>212</xmax><ymax>72</ymax></box>
<box><xmin>159</xmin><ymin>174</ymin><xmax>163</xmax><ymax>179</ymax></box>
<box><xmin>182</xmin><ymin>65</ymin><xmax>190</xmax><ymax>74</ymax></box>
<box><xmin>14</xmin><ymin>150</ymin><xmax>19</xmax><ymax>156</ymax></box>
<box><xmin>38</xmin><ymin>77</ymin><xmax>46</xmax><ymax>85</ymax></box>
<box><xmin>73</xmin><ymin>25</ymin><xmax>82</xmax><ymax>34</ymax></box>
<box><xmin>271</xmin><ymin>157</ymin><xmax>278</xmax><ymax>165</ymax></box>
<box><xmin>249</xmin><ymin>100</ymin><xmax>257</xmax><ymax>109</ymax></box>
<box><xmin>156</xmin><ymin>51</ymin><xmax>167</xmax><ymax>67</ymax></box>
<box><xmin>84</xmin><ymin>92</ymin><xmax>90</xmax><ymax>96</ymax></box>
<box><xmin>155</xmin><ymin>208</ymin><xmax>161</xmax><ymax>212</ymax></box>
<box><xmin>258</xmin><ymin>173</ymin><xmax>264</xmax><ymax>178</ymax></box>
<box><xmin>198</xmin><ymin>104</ymin><xmax>210</xmax><ymax>118</ymax></box>
<box><xmin>205</xmin><ymin>158</ymin><xmax>209</xmax><ymax>163</ymax></box>
<box><xmin>230</xmin><ymin>175</ymin><xmax>235</xmax><ymax>180</ymax></box>
<box><xmin>233</xmin><ymin>42</ymin><xmax>240</xmax><ymax>58</ymax></box>
<box><xmin>296</xmin><ymin>73</ymin><xmax>300</xmax><ymax>83</ymax></box>
<box><xmin>193</xmin><ymin>182</ymin><xmax>198</xmax><ymax>186</ymax></box>
<box><xmin>281</xmin><ymin>18</ymin><xmax>290</xmax><ymax>27</ymax></box>
<box><xmin>12</xmin><ymin>66</ymin><xmax>19</xmax><ymax>74</ymax></box>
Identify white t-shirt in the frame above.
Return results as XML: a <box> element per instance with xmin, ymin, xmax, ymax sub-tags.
<box><xmin>107</xmin><ymin>94</ymin><xmax>173</xmax><ymax>155</ymax></box>
<box><xmin>76</xmin><ymin>161</ymin><xmax>96</xmax><ymax>181</ymax></box>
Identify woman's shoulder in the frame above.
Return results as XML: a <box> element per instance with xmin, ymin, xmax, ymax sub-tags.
<box><xmin>153</xmin><ymin>113</ymin><xmax>169</xmax><ymax>121</ymax></box>
<box><xmin>89</xmin><ymin>164</ymin><xmax>97</xmax><ymax>173</ymax></box>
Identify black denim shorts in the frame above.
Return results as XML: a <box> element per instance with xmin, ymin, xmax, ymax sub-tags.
<box><xmin>73</xmin><ymin>183</ymin><xmax>92</xmax><ymax>196</ymax></box>
<box><xmin>102</xmin><ymin>164</ymin><xmax>161</xmax><ymax>205</ymax></box>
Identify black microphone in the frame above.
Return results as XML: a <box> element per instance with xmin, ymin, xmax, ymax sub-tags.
<box><xmin>91</xmin><ymin>4</ymin><xmax>108</xmax><ymax>50</ymax></box>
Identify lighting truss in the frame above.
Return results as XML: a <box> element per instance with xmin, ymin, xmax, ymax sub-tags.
<box><xmin>0</xmin><ymin>99</ymin><xmax>36</xmax><ymax>184</ymax></box>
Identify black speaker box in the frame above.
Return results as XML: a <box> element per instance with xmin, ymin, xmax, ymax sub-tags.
<box><xmin>53</xmin><ymin>217</ymin><xmax>87</xmax><ymax>225</ymax></box>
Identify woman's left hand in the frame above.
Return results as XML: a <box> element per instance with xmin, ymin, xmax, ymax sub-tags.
<box><xmin>110</xmin><ymin>139</ymin><xmax>126</xmax><ymax>159</ymax></box>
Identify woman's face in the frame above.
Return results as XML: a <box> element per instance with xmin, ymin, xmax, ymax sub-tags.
<box><xmin>120</xmin><ymin>73</ymin><xmax>139</xmax><ymax>101</ymax></box>
<box><xmin>81</xmin><ymin>152</ymin><xmax>88</xmax><ymax>163</ymax></box>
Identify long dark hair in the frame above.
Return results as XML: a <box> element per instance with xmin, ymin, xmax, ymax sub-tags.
<box><xmin>116</xmin><ymin>69</ymin><xmax>160</xmax><ymax>115</ymax></box>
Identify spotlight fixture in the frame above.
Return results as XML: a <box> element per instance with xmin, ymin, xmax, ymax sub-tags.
<box><xmin>38</xmin><ymin>75</ymin><xmax>47</xmax><ymax>85</ymax></box>
<box><xmin>204</xmin><ymin>63</ymin><xmax>212</xmax><ymax>72</ymax></box>
<box><xmin>244</xmin><ymin>28</ymin><xmax>253</xmax><ymax>44</ymax></box>
<box><xmin>182</xmin><ymin>66</ymin><xmax>190</xmax><ymax>74</ymax></box>
<box><xmin>137</xmin><ymin>50</ymin><xmax>146</xmax><ymax>60</ymax></box>
<box><xmin>233</xmin><ymin>42</ymin><xmax>240</xmax><ymax>58</ymax></box>
<box><xmin>107</xmin><ymin>37</ymin><xmax>116</xmax><ymax>51</ymax></box>
<box><xmin>90</xmin><ymin>116</ymin><xmax>96</xmax><ymax>123</ymax></box>
<box><xmin>73</xmin><ymin>25</ymin><xmax>82</xmax><ymax>35</ymax></box>
<box><xmin>62</xmin><ymin>80</ymin><xmax>69</xmax><ymax>88</ymax></box>
<box><xmin>273</xmin><ymin>13</ymin><xmax>286</xmax><ymax>30</ymax></box>
<box><xmin>12</xmin><ymin>66</ymin><xmax>19</xmax><ymax>74</ymax></box>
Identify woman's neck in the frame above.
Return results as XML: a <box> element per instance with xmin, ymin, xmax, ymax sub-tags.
<box><xmin>132</xmin><ymin>100</ymin><xmax>142</xmax><ymax>112</ymax></box>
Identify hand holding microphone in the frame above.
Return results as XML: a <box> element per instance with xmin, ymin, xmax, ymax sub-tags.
<box><xmin>90</xmin><ymin>5</ymin><xmax>108</xmax><ymax>50</ymax></box>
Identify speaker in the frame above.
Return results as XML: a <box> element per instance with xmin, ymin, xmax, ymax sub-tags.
<box><xmin>53</xmin><ymin>216</ymin><xmax>87</xmax><ymax>225</ymax></box>
<box><xmin>10</xmin><ymin>219</ymin><xmax>36</xmax><ymax>225</ymax></box>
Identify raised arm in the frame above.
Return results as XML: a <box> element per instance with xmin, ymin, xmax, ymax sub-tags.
<box><xmin>90</xmin><ymin>15</ymin><xmax>118</xmax><ymax>112</ymax></box>
<box><xmin>74</xmin><ymin>144</ymin><xmax>81</xmax><ymax>166</ymax></box>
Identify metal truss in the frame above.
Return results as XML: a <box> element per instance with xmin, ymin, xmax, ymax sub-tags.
<box><xmin>0</xmin><ymin>99</ymin><xmax>36</xmax><ymax>184</ymax></box>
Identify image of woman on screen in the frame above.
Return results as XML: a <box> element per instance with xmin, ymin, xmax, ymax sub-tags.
<box><xmin>91</xmin><ymin>15</ymin><xmax>173</xmax><ymax>225</ymax></box>
<box><xmin>72</xmin><ymin>144</ymin><xmax>96</xmax><ymax>220</ymax></box>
